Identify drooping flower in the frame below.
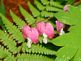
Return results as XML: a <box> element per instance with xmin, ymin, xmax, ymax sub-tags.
<box><xmin>22</xmin><ymin>25</ymin><xmax>39</xmax><ymax>48</ymax></box>
<box><xmin>63</xmin><ymin>5</ymin><xmax>69</xmax><ymax>11</ymax></box>
<box><xmin>56</xmin><ymin>20</ymin><xmax>65</xmax><ymax>35</ymax></box>
<box><xmin>37</xmin><ymin>22</ymin><xmax>54</xmax><ymax>44</ymax></box>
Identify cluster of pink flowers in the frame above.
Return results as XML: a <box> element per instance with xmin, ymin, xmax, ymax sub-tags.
<box><xmin>21</xmin><ymin>21</ymin><xmax>64</xmax><ymax>48</ymax></box>
<box><xmin>21</xmin><ymin>5</ymin><xmax>69</xmax><ymax>48</ymax></box>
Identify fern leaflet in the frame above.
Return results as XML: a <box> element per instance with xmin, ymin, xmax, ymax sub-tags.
<box><xmin>41</xmin><ymin>0</ymin><xmax>49</xmax><ymax>5</ymax></box>
<box><xmin>34</xmin><ymin>0</ymin><xmax>45</xmax><ymax>11</ymax></box>
<box><xmin>10</xmin><ymin>10</ymin><xmax>26</xmax><ymax>29</ymax></box>
<box><xmin>0</xmin><ymin>13</ymin><xmax>24</xmax><ymax>43</ymax></box>
<box><xmin>0</xmin><ymin>45</ymin><xmax>11</xmax><ymax>59</ymax></box>
<box><xmin>50</xmin><ymin>1</ymin><xmax>63</xmax><ymax>9</ymax></box>
<box><xmin>19</xmin><ymin>5</ymin><xmax>36</xmax><ymax>25</ymax></box>
<box><xmin>28</xmin><ymin>1</ymin><xmax>40</xmax><ymax>17</ymax></box>
<box><xmin>46</xmin><ymin>5</ymin><xmax>62</xmax><ymax>12</ymax></box>
<box><xmin>21</xmin><ymin>42</ymin><xmax>56</xmax><ymax>55</ymax></box>
<box><xmin>41</xmin><ymin>11</ymin><xmax>54</xmax><ymax>17</ymax></box>
<box><xmin>17</xmin><ymin>53</ymin><xmax>54</xmax><ymax>61</ymax></box>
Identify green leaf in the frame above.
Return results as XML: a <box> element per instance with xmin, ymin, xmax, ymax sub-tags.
<box><xmin>41</xmin><ymin>11</ymin><xmax>54</xmax><ymax>17</ymax></box>
<box><xmin>28</xmin><ymin>1</ymin><xmax>40</xmax><ymax>17</ymax></box>
<box><xmin>19</xmin><ymin>5</ymin><xmax>36</xmax><ymax>25</ymax></box>
<box><xmin>0</xmin><ymin>30</ymin><xmax>17</xmax><ymax>53</ymax></box>
<box><xmin>0</xmin><ymin>0</ymin><xmax>6</xmax><ymax>30</ymax></box>
<box><xmin>21</xmin><ymin>42</ymin><xmax>56</xmax><ymax>55</ymax></box>
<box><xmin>50</xmin><ymin>5</ymin><xmax>81</xmax><ymax>61</ymax></box>
<box><xmin>4</xmin><ymin>56</ymin><xmax>16</xmax><ymax>61</ymax></box>
<box><xmin>34</xmin><ymin>0</ymin><xmax>45</xmax><ymax>11</ymax></box>
<box><xmin>17</xmin><ymin>54</ymin><xmax>54</xmax><ymax>61</ymax></box>
<box><xmin>0</xmin><ymin>46</ymin><xmax>11</xmax><ymax>59</ymax></box>
<box><xmin>10</xmin><ymin>10</ymin><xmax>26</xmax><ymax>29</ymax></box>
<box><xmin>46</xmin><ymin>5</ymin><xmax>62</xmax><ymax>12</ymax></box>
<box><xmin>55</xmin><ymin>46</ymin><xmax>77</xmax><ymax>61</ymax></box>
<box><xmin>67</xmin><ymin>0</ymin><xmax>74</xmax><ymax>4</ymax></box>
<box><xmin>50</xmin><ymin>1</ymin><xmax>63</xmax><ymax>9</ymax></box>
<box><xmin>41</xmin><ymin>0</ymin><xmax>49</xmax><ymax>5</ymax></box>
<box><xmin>0</xmin><ymin>0</ymin><xmax>6</xmax><ymax>15</ymax></box>
<box><xmin>55</xmin><ymin>6</ymin><xmax>81</xmax><ymax>26</ymax></box>
<box><xmin>0</xmin><ymin>13</ymin><xmax>24</xmax><ymax>43</ymax></box>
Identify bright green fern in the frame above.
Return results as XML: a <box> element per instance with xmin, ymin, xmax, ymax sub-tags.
<box><xmin>0</xmin><ymin>0</ymin><xmax>67</xmax><ymax>61</ymax></box>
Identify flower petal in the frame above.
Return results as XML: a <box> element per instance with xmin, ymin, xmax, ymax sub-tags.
<box><xmin>45</xmin><ymin>23</ymin><xmax>54</xmax><ymax>39</ymax></box>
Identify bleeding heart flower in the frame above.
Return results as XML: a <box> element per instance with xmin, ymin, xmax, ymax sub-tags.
<box><xmin>63</xmin><ymin>5</ymin><xmax>69</xmax><ymax>11</ymax></box>
<box><xmin>22</xmin><ymin>25</ymin><xmax>39</xmax><ymax>48</ymax></box>
<box><xmin>56</xmin><ymin>20</ymin><xmax>65</xmax><ymax>35</ymax></box>
<box><xmin>37</xmin><ymin>22</ymin><xmax>54</xmax><ymax>44</ymax></box>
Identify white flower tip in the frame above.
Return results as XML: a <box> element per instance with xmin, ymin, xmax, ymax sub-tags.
<box><xmin>43</xmin><ymin>37</ymin><xmax>48</xmax><ymax>44</ymax></box>
<box><xmin>27</xmin><ymin>38</ymin><xmax>32</xmax><ymax>48</ymax></box>
<box><xmin>43</xmin><ymin>33</ymin><xmax>48</xmax><ymax>44</ymax></box>
<box><xmin>59</xmin><ymin>28</ymin><xmax>65</xmax><ymax>35</ymax></box>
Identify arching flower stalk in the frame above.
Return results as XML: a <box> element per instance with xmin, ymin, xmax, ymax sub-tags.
<box><xmin>37</xmin><ymin>22</ymin><xmax>54</xmax><ymax>44</ymax></box>
<box><xmin>21</xmin><ymin>25</ymin><xmax>39</xmax><ymax>48</ymax></box>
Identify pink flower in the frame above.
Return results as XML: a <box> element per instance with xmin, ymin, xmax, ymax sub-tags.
<box><xmin>56</xmin><ymin>20</ymin><xmax>65</xmax><ymax>35</ymax></box>
<box><xmin>63</xmin><ymin>5</ymin><xmax>69</xmax><ymax>11</ymax></box>
<box><xmin>37</xmin><ymin>22</ymin><xmax>54</xmax><ymax>44</ymax></box>
<box><xmin>22</xmin><ymin>25</ymin><xmax>39</xmax><ymax>48</ymax></box>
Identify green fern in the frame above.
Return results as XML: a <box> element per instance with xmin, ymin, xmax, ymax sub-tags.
<box><xmin>0</xmin><ymin>0</ymin><xmax>6</xmax><ymax>31</ymax></box>
<box><xmin>50</xmin><ymin>5</ymin><xmax>81</xmax><ymax>61</ymax></box>
<box><xmin>0</xmin><ymin>30</ymin><xmax>17</xmax><ymax>53</ymax></box>
<box><xmin>4</xmin><ymin>56</ymin><xmax>16</xmax><ymax>61</ymax></box>
<box><xmin>0</xmin><ymin>0</ymin><xmax>68</xmax><ymax>61</ymax></box>
<box><xmin>34</xmin><ymin>0</ymin><xmax>63</xmax><ymax>18</ymax></box>
<box><xmin>50</xmin><ymin>1</ymin><xmax>63</xmax><ymax>9</ymax></box>
<box><xmin>17</xmin><ymin>53</ymin><xmax>54</xmax><ymax>61</ymax></box>
<box><xmin>0</xmin><ymin>45</ymin><xmax>11</xmax><ymax>59</ymax></box>
<box><xmin>0</xmin><ymin>13</ymin><xmax>24</xmax><ymax>43</ymax></box>
<box><xmin>19</xmin><ymin>5</ymin><xmax>36</xmax><ymax>25</ymax></box>
<box><xmin>10</xmin><ymin>10</ymin><xmax>26</xmax><ymax>29</ymax></box>
<box><xmin>41</xmin><ymin>11</ymin><xmax>54</xmax><ymax>17</ymax></box>
<box><xmin>46</xmin><ymin>5</ymin><xmax>62</xmax><ymax>12</ymax></box>
<box><xmin>28</xmin><ymin>1</ymin><xmax>40</xmax><ymax>17</ymax></box>
<box><xmin>21</xmin><ymin>42</ymin><xmax>56</xmax><ymax>55</ymax></box>
<box><xmin>41</xmin><ymin>0</ymin><xmax>49</xmax><ymax>5</ymax></box>
<box><xmin>34</xmin><ymin>0</ymin><xmax>45</xmax><ymax>11</ymax></box>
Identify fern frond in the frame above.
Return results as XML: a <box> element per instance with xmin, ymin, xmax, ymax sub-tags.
<box><xmin>46</xmin><ymin>6</ymin><xmax>62</xmax><ymax>12</ymax></box>
<box><xmin>19</xmin><ymin>5</ymin><xmax>36</xmax><ymax>25</ymax></box>
<box><xmin>28</xmin><ymin>1</ymin><xmax>40</xmax><ymax>17</ymax></box>
<box><xmin>0</xmin><ymin>13</ymin><xmax>24</xmax><ymax>43</ymax></box>
<box><xmin>41</xmin><ymin>0</ymin><xmax>49</xmax><ymax>5</ymax></box>
<box><xmin>17</xmin><ymin>53</ymin><xmax>54</xmax><ymax>61</ymax></box>
<box><xmin>50</xmin><ymin>1</ymin><xmax>63</xmax><ymax>9</ymax></box>
<box><xmin>41</xmin><ymin>11</ymin><xmax>54</xmax><ymax>17</ymax></box>
<box><xmin>10</xmin><ymin>10</ymin><xmax>26</xmax><ymax>29</ymax></box>
<box><xmin>4</xmin><ymin>55</ymin><xmax>16</xmax><ymax>61</ymax></box>
<box><xmin>34</xmin><ymin>0</ymin><xmax>45</xmax><ymax>11</ymax></box>
<box><xmin>21</xmin><ymin>42</ymin><xmax>56</xmax><ymax>55</ymax></box>
<box><xmin>0</xmin><ymin>30</ymin><xmax>17</xmax><ymax>53</ymax></box>
<box><xmin>0</xmin><ymin>45</ymin><xmax>11</xmax><ymax>59</ymax></box>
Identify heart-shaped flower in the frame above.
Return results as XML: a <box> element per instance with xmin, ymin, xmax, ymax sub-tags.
<box><xmin>37</xmin><ymin>22</ymin><xmax>54</xmax><ymax>44</ymax></box>
<box><xmin>63</xmin><ymin>5</ymin><xmax>70</xmax><ymax>12</ymax></box>
<box><xmin>56</xmin><ymin>20</ymin><xmax>65</xmax><ymax>35</ymax></box>
<box><xmin>22</xmin><ymin>25</ymin><xmax>39</xmax><ymax>48</ymax></box>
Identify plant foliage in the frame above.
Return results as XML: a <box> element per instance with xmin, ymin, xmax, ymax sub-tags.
<box><xmin>0</xmin><ymin>0</ymin><xmax>80</xmax><ymax>61</ymax></box>
<box><xmin>50</xmin><ymin>5</ymin><xmax>81</xmax><ymax>61</ymax></box>
<box><xmin>0</xmin><ymin>0</ymin><xmax>63</xmax><ymax>61</ymax></box>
